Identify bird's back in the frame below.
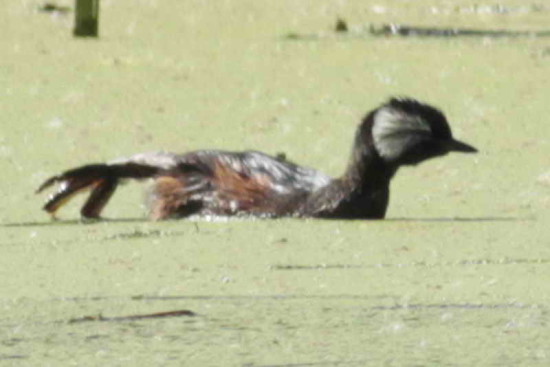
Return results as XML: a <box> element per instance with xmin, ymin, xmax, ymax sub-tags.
<box><xmin>147</xmin><ymin>150</ymin><xmax>331</xmax><ymax>219</ymax></box>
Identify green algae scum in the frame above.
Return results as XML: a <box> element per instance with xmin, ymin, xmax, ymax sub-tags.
<box><xmin>2</xmin><ymin>0</ymin><xmax>550</xmax><ymax>365</ymax></box>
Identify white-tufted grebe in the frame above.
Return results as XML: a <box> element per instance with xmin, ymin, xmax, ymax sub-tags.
<box><xmin>37</xmin><ymin>97</ymin><xmax>477</xmax><ymax>220</ymax></box>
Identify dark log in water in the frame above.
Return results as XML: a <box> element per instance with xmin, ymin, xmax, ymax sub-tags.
<box><xmin>68</xmin><ymin>309</ymin><xmax>196</xmax><ymax>323</ymax></box>
<box><xmin>369</xmin><ymin>24</ymin><xmax>550</xmax><ymax>38</ymax></box>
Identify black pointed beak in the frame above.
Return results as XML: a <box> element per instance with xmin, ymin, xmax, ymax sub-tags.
<box><xmin>445</xmin><ymin>138</ymin><xmax>478</xmax><ymax>153</ymax></box>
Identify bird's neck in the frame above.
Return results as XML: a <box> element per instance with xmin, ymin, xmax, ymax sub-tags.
<box><xmin>303</xmin><ymin>115</ymin><xmax>398</xmax><ymax>219</ymax></box>
<box><xmin>343</xmin><ymin>141</ymin><xmax>395</xmax><ymax>190</ymax></box>
<box><xmin>333</xmin><ymin>130</ymin><xmax>396</xmax><ymax>218</ymax></box>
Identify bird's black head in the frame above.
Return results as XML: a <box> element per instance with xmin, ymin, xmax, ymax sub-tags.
<box><xmin>370</xmin><ymin>97</ymin><xmax>477</xmax><ymax>166</ymax></box>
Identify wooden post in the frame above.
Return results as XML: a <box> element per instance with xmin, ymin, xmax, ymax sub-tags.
<box><xmin>73</xmin><ymin>0</ymin><xmax>99</xmax><ymax>37</ymax></box>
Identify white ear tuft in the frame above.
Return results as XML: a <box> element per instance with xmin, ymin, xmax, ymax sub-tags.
<box><xmin>372</xmin><ymin>106</ymin><xmax>432</xmax><ymax>161</ymax></box>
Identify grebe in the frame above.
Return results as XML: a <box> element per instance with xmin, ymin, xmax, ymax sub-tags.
<box><xmin>37</xmin><ymin>97</ymin><xmax>477</xmax><ymax>220</ymax></box>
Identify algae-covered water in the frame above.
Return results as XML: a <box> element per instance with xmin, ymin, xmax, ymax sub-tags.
<box><xmin>2</xmin><ymin>0</ymin><xmax>550</xmax><ymax>365</ymax></box>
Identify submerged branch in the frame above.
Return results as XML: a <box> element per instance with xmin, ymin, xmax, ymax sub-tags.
<box><xmin>284</xmin><ymin>21</ymin><xmax>550</xmax><ymax>41</ymax></box>
<box><xmin>68</xmin><ymin>309</ymin><xmax>196</xmax><ymax>323</ymax></box>
<box><xmin>370</xmin><ymin>23</ymin><xmax>550</xmax><ymax>38</ymax></box>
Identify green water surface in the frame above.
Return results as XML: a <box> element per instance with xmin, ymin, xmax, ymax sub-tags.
<box><xmin>1</xmin><ymin>0</ymin><xmax>550</xmax><ymax>366</ymax></box>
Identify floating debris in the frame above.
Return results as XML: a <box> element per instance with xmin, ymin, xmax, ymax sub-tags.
<box><xmin>454</xmin><ymin>4</ymin><xmax>548</xmax><ymax>14</ymax></box>
<box><xmin>272</xmin><ymin>257</ymin><xmax>550</xmax><ymax>270</ymax></box>
<box><xmin>369</xmin><ymin>23</ymin><xmax>550</xmax><ymax>38</ymax></box>
<box><xmin>283</xmin><ymin>32</ymin><xmax>320</xmax><ymax>41</ymax></box>
<box><xmin>285</xmin><ymin>22</ymin><xmax>550</xmax><ymax>41</ymax></box>
<box><xmin>68</xmin><ymin>309</ymin><xmax>196</xmax><ymax>323</ymax></box>
<box><xmin>38</xmin><ymin>3</ymin><xmax>71</xmax><ymax>14</ymax></box>
<box><xmin>103</xmin><ymin>229</ymin><xmax>165</xmax><ymax>241</ymax></box>
<box><xmin>335</xmin><ymin>18</ymin><xmax>349</xmax><ymax>33</ymax></box>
